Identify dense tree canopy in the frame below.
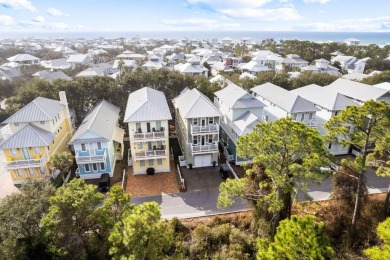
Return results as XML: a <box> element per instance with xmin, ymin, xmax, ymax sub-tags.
<box><xmin>364</xmin><ymin>217</ymin><xmax>390</xmax><ymax>260</ymax></box>
<box><xmin>257</xmin><ymin>215</ymin><xmax>334</xmax><ymax>259</ymax></box>
<box><xmin>218</xmin><ymin>118</ymin><xmax>330</xmax><ymax>235</ymax></box>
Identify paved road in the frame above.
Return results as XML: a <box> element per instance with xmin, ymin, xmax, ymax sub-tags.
<box><xmin>133</xmin><ymin>167</ymin><xmax>390</xmax><ymax>219</ymax></box>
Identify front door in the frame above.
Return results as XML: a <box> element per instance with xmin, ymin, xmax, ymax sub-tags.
<box><xmin>201</xmin><ymin>118</ymin><xmax>206</xmax><ymax>126</ymax></box>
<box><xmin>201</xmin><ymin>136</ymin><xmax>205</xmax><ymax>145</ymax></box>
<box><xmin>147</xmin><ymin>122</ymin><xmax>151</xmax><ymax>132</ymax></box>
<box><xmin>89</xmin><ymin>143</ymin><xmax>95</xmax><ymax>155</ymax></box>
<box><xmin>22</xmin><ymin>148</ymin><xmax>30</xmax><ymax>160</ymax></box>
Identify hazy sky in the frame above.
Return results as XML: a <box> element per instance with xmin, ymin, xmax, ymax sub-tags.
<box><xmin>0</xmin><ymin>0</ymin><xmax>389</xmax><ymax>32</ymax></box>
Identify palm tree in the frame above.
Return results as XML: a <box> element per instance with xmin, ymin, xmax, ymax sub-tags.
<box><xmin>46</xmin><ymin>151</ymin><xmax>74</xmax><ymax>187</ymax></box>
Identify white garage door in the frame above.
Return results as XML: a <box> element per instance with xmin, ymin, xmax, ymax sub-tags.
<box><xmin>194</xmin><ymin>154</ymin><xmax>211</xmax><ymax>168</ymax></box>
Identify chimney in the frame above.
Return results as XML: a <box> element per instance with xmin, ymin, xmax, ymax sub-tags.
<box><xmin>59</xmin><ymin>91</ymin><xmax>68</xmax><ymax>106</ymax></box>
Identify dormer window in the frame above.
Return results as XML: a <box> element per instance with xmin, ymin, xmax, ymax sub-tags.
<box><xmin>14</xmin><ymin>123</ymin><xmax>19</xmax><ymax>126</ymax></box>
<box><xmin>40</xmin><ymin>121</ymin><xmax>45</xmax><ymax>125</ymax></box>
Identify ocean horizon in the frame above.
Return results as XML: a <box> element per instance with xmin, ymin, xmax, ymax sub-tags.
<box><xmin>1</xmin><ymin>31</ymin><xmax>390</xmax><ymax>46</ymax></box>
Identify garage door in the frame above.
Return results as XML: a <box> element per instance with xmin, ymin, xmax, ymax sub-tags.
<box><xmin>194</xmin><ymin>154</ymin><xmax>211</xmax><ymax>168</ymax></box>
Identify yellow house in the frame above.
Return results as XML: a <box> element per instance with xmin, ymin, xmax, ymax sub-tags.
<box><xmin>124</xmin><ymin>87</ymin><xmax>172</xmax><ymax>174</ymax></box>
<box><xmin>0</xmin><ymin>92</ymin><xmax>74</xmax><ymax>185</ymax></box>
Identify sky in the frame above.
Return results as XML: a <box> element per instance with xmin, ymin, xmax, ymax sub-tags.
<box><xmin>0</xmin><ymin>0</ymin><xmax>389</xmax><ymax>33</ymax></box>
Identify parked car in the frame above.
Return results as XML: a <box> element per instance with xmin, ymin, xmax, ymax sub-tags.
<box><xmin>219</xmin><ymin>164</ymin><xmax>230</xmax><ymax>179</ymax></box>
<box><xmin>99</xmin><ymin>173</ymin><xmax>110</xmax><ymax>192</ymax></box>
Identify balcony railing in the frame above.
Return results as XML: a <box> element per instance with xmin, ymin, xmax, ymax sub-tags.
<box><xmin>301</xmin><ymin>118</ymin><xmax>318</xmax><ymax>127</ymax></box>
<box><xmin>132</xmin><ymin>131</ymin><xmax>166</xmax><ymax>141</ymax></box>
<box><xmin>4</xmin><ymin>154</ymin><xmax>47</xmax><ymax>170</ymax></box>
<box><xmin>191</xmin><ymin>123</ymin><xmax>219</xmax><ymax>134</ymax></box>
<box><xmin>190</xmin><ymin>142</ymin><xmax>218</xmax><ymax>153</ymax></box>
<box><xmin>76</xmin><ymin>150</ymin><xmax>106</xmax><ymax>164</ymax></box>
<box><xmin>133</xmin><ymin>149</ymin><xmax>167</xmax><ymax>159</ymax></box>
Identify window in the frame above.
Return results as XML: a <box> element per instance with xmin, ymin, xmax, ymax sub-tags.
<box><xmin>140</xmin><ymin>160</ymin><xmax>145</xmax><ymax>167</ymax></box>
<box><xmin>148</xmin><ymin>160</ymin><xmax>154</xmax><ymax>166</ymax></box>
<box><xmin>97</xmin><ymin>142</ymin><xmax>102</xmax><ymax>150</ymax></box>
<box><xmin>85</xmin><ymin>164</ymin><xmax>90</xmax><ymax>172</ymax></box>
<box><xmin>136</xmin><ymin>122</ymin><xmax>141</xmax><ymax>133</ymax></box>
<box><xmin>14</xmin><ymin>123</ymin><xmax>19</xmax><ymax>126</ymax></box>
<box><xmin>17</xmin><ymin>169</ymin><xmax>24</xmax><ymax>178</ymax></box>
<box><xmin>40</xmin><ymin>121</ymin><xmax>45</xmax><ymax>125</ymax></box>
<box><xmin>47</xmin><ymin>146</ymin><xmax>50</xmax><ymax>151</ymax></box>
<box><xmin>300</xmin><ymin>113</ymin><xmax>305</xmax><ymax>121</ymax></box>
<box><xmin>52</xmin><ymin>119</ymin><xmax>55</xmax><ymax>125</ymax></box>
<box><xmin>208</xmin><ymin>117</ymin><xmax>214</xmax><ymax>124</ymax></box>
<box><xmin>100</xmin><ymin>163</ymin><xmax>106</xmax><ymax>171</ymax></box>
<box><xmin>156</xmin><ymin>121</ymin><xmax>161</xmax><ymax>130</ymax></box>
<box><xmin>208</xmin><ymin>135</ymin><xmax>213</xmax><ymax>143</ymax></box>
<box><xmin>81</xmin><ymin>143</ymin><xmax>86</xmax><ymax>151</ymax></box>
<box><xmin>193</xmin><ymin>118</ymin><xmax>198</xmax><ymax>125</ymax></box>
<box><xmin>28</xmin><ymin>168</ymin><xmax>36</xmax><ymax>176</ymax></box>
<box><xmin>11</xmin><ymin>149</ymin><xmax>17</xmax><ymax>156</ymax></box>
<box><xmin>40</xmin><ymin>167</ymin><xmax>46</xmax><ymax>175</ymax></box>
<box><xmin>137</xmin><ymin>143</ymin><xmax>143</xmax><ymax>149</ymax></box>
<box><xmin>92</xmin><ymin>163</ymin><xmax>98</xmax><ymax>171</ymax></box>
<box><xmin>334</xmin><ymin>111</ymin><xmax>339</xmax><ymax>116</ymax></box>
<box><xmin>328</xmin><ymin>143</ymin><xmax>332</xmax><ymax>149</ymax></box>
<box><xmin>58</xmin><ymin>113</ymin><xmax>60</xmax><ymax>119</ymax></box>
<box><xmin>34</xmin><ymin>147</ymin><xmax>40</xmax><ymax>154</ymax></box>
<box><xmin>157</xmin><ymin>141</ymin><xmax>163</xmax><ymax>149</ymax></box>
<box><xmin>309</xmin><ymin>113</ymin><xmax>313</xmax><ymax>120</ymax></box>
<box><xmin>157</xmin><ymin>159</ymin><xmax>163</xmax><ymax>165</ymax></box>
<box><xmin>193</xmin><ymin>136</ymin><xmax>198</xmax><ymax>145</ymax></box>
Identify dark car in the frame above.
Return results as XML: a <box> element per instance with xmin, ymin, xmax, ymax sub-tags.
<box><xmin>99</xmin><ymin>173</ymin><xmax>110</xmax><ymax>192</ymax></box>
<box><xmin>219</xmin><ymin>164</ymin><xmax>230</xmax><ymax>179</ymax></box>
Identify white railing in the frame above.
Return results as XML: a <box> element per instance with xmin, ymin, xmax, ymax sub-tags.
<box><xmin>4</xmin><ymin>154</ymin><xmax>47</xmax><ymax>170</ymax></box>
<box><xmin>301</xmin><ymin>118</ymin><xmax>318</xmax><ymax>127</ymax></box>
<box><xmin>190</xmin><ymin>143</ymin><xmax>218</xmax><ymax>153</ymax></box>
<box><xmin>226</xmin><ymin>162</ymin><xmax>239</xmax><ymax>179</ymax></box>
<box><xmin>191</xmin><ymin>123</ymin><xmax>219</xmax><ymax>134</ymax></box>
<box><xmin>132</xmin><ymin>131</ymin><xmax>166</xmax><ymax>140</ymax></box>
<box><xmin>133</xmin><ymin>149</ymin><xmax>166</xmax><ymax>159</ymax></box>
<box><xmin>223</xmin><ymin>146</ymin><xmax>235</xmax><ymax>162</ymax></box>
<box><xmin>76</xmin><ymin>150</ymin><xmax>106</xmax><ymax>164</ymax></box>
<box><xmin>176</xmin><ymin>164</ymin><xmax>185</xmax><ymax>190</ymax></box>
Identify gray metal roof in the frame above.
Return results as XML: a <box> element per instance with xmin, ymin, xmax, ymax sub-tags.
<box><xmin>70</xmin><ymin>100</ymin><xmax>120</xmax><ymax>143</ymax></box>
<box><xmin>229</xmin><ymin>111</ymin><xmax>261</xmax><ymax>136</ymax></box>
<box><xmin>7</xmin><ymin>54</ymin><xmax>40</xmax><ymax>62</ymax></box>
<box><xmin>3</xmin><ymin>97</ymin><xmax>65</xmax><ymax>123</ymax></box>
<box><xmin>325</xmin><ymin>78</ymin><xmax>389</xmax><ymax>102</ymax></box>
<box><xmin>291</xmin><ymin>84</ymin><xmax>359</xmax><ymax>111</ymax></box>
<box><xmin>124</xmin><ymin>87</ymin><xmax>172</xmax><ymax>122</ymax></box>
<box><xmin>173</xmin><ymin>88</ymin><xmax>222</xmax><ymax>119</ymax></box>
<box><xmin>0</xmin><ymin>124</ymin><xmax>54</xmax><ymax>149</ymax></box>
<box><xmin>215</xmin><ymin>83</ymin><xmax>266</xmax><ymax>109</ymax></box>
<box><xmin>251</xmin><ymin>83</ymin><xmax>320</xmax><ymax>113</ymax></box>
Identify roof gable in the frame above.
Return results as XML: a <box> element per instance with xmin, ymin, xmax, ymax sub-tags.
<box><xmin>0</xmin><ymin>124</ymin><xmax>54</xmax><ymax>149</ymax></box>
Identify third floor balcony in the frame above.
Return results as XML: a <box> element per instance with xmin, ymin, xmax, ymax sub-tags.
<box><xmin>190</xmin><ymin>123</ymin><xmax>219</xmax><ymax>134</ymax></box>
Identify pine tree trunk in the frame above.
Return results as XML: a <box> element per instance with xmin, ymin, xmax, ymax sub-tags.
<box><xmin>351</xmin><ymin>172</ymin><xmax>364</xmax><ymax>232</ymax></box>
<box><xmin>383</xmin><ymin>184</ymin><xmax>390</xmax><ymax>220</ymax></box>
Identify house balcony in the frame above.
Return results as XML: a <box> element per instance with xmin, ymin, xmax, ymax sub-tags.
<box><xmin>76</xmin><ymin>150</ymin><xmax>106</xmax><ymax>164</ymax></box>
<box><xmin>4</xmin><ymin>154</ymin><xmax>47</xmax><ymax>170</ymax></box>
<box><xmin>132</xmin><ymin>149</ymin><xmax>167</xmax><ymax>159</ymax></box>
<box><xmin>190</xmin><ymin>123</ymin><xmax>219</xmax><ymax>134</ymax></box>
<box><xmin>301</xmin><ymin>118</ymin><xmax>318</xmax><ymax>128</ymax></box>
<box><xmin>190</xmin><ymin>142</ymin><xmax>218</xmax><ymax>154</ymax></box>
<box><xmin>131</xmin><ymin>131</ymin><xmax>166</xmax><ymax>142</ymax></box>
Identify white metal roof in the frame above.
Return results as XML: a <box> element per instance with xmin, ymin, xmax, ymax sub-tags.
<box><xmin>251</xmin><ymin>83</ymin><xmax>320</xmax><ymax>113</ymax></box>
<box><xmin>291</xmin><ymin>84</ymin><xmax>359</xmax><ymax>111</ymax></box>
<box><xmin>173</xmin><ymin>88</ymin><xmax>222</xmax><ymax>119</ymax></box>
<box><xmin>229</xmin><ymin>111</ymin><xmax>261</xmax><ymax>136</ymax></box>
<box><xmin>0</xmin><ymin>124</ymin><xmax>54</xmax><ymax>149</ymax></box>
<box><xmin>7</xmin><ymin>54</ymin><xmax>40</xmax><ymax>62</ymax></box>
<box><xmin>215</xmin><ymin>83</ymin><xmax>266</xmax><ymax>109</ymax></box>
<box><xmin>325</xmin><ymin>78</ymin><xmax>389</xmax><ymax>102</ymax></box>
<box><xmin>124</xmin><ymin>87</ymin><xmax>172</xmax><ymax>122</ymax></box>
<box><xmin>70</xmin><ymin>100</ymin><xmax>120</xmax><ymax>143</ymax></box>
<box><xmin>3</xmin><ymin>97</ymin><xmax>65</xmax><ymax>123</ymax></box>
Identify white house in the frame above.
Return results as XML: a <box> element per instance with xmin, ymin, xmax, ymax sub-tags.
<box><xmin>214</xmin><ymin>83</ymin><xmax>266</xmax><ymax>164</ymax></box>
<box><xmin>250</xmin><ymin>82</ymin><xmax>320</xmax><ymax>127</ymax></box>
<box><xmin>301</xmin><ymin>59</ymin><xmax>340</xmax><ymax>76</ymax></box>
<box><xmin>173</xmin><ymin>88</ymin><xmax>222</xmax><ymax>168</ymax></box>
<box><xmin>292</xmin><ymin>84</ymin><xmax>359</xmax><ymax>155</ymax></box>
<box><xmin>66</xmin><ymin>54</ymin><xmax>93</xmax><ymax>67</ymax></box>
<box><xmin>174</xmin><ymin>56</ymin><xmax>208</xmax><ymax>77</ymax></box>
<box><xmin>7</xmin><ymin>54</ymin><xmax>40</xmax><ymax>65</ymax></box>
<box><xmin>331</xmin><ymin>55</ymin><xmax>366</xmax><ymax>74</ymax></box>
<box><xmin>41</xmin><ymin>58</ymin><xmax>71</xmax><ymax>70</ymax></box>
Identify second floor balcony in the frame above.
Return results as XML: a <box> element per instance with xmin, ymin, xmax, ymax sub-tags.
<box><xmin>4</xmin><ymin>154</ymin><xmax>47</xmax><ymax>170</ymax></box>
<box><xmin>76</xmin><ymin>150</ymin><xmax>106</xmax><ymax>164</ymax></box>
<box><xmin>190</xmin><ymin>123</ymin><xmax>219</xmax><ymax>134</ymax></box>
<box><xmin>132</xmin><ymin>149</ymin><xmax>167</xmax><ymax>159</ymax></box>
<box><xmin>301</xmin><ymin>118</ymin><xmax>318</xmax><ymax>128</ymax></box>
<box><xmin>132</xmin><ymin>130</ymin><xmax>166</xmax><ymax>141</ymax></box>
<box><xmin>190</xmin><ymin>142</ymin><xmax>218</xmax><ymax>154</ymax></box>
